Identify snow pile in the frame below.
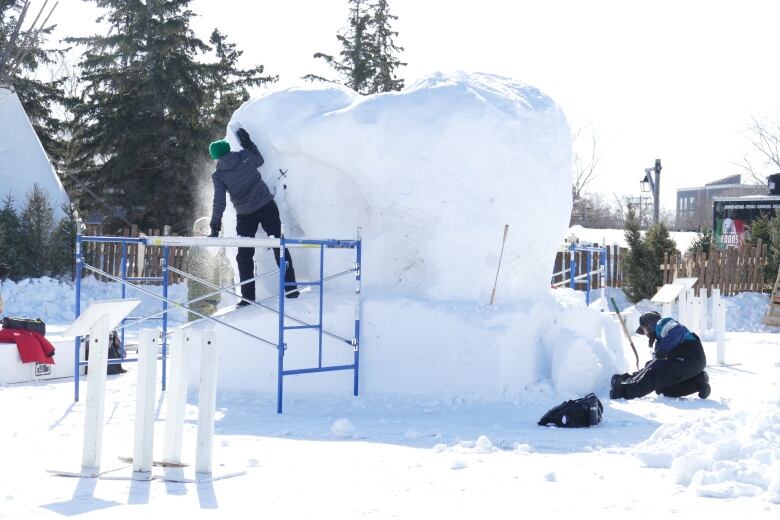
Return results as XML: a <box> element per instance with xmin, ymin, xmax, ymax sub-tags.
<box><xmin>722</xmin><ymin>292</ymin><xmax>776</xmax><ymax>332</ymax></box>
<box><xmin>635</xmin><ymin>401</ymin><xmax>780</xmax><ymax>503</ymax></box>
<box><xmin>330</xmin><ymin>418</ymin><xmax>356</xmax><ymax>438</ymax></box>
<box><xmin>0</xmin><ymin>276</ymin><xmax>188</xmax><ymax>326</ymax></box>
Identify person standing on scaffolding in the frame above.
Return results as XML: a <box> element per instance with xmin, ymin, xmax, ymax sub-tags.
<box><xmin>208</xmin><ymin>127</ymin><xmax>299</xmax><ymax>306</ymax></box>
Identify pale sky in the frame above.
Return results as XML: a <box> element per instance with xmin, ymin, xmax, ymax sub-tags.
<box><xmin>44</xmin><ymin>0</ymin><xmax>780</xmax><ymax>211</ymax></box>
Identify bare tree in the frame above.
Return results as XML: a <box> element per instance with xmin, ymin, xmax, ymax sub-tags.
<box><xmin>738</xmin><ymin>115</ymin><xmax>780</xmax><ymax>185</ymax></box>
<box><xmin>571</xmin><ymin>124</ymin><xmax>604</xmax><ymax>203</ymax></box>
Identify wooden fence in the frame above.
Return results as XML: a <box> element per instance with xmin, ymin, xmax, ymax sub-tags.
<box><xmin>552</xmin><ymin>240</ymin><xmax>768</xmax><ymax>296</ymax></box>
<box><xmin>660</xmin><ymin>240</ymin><xmax>768</xmax><ymax>297</ymax></box>
<box><xmin>81</xmin><ymin>224</ymin><xmax>190</xmax><ymax>284</ymax></box>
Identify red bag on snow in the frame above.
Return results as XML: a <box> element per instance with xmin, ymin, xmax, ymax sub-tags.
<box><xmin>0</xmin><ymin>328</ymin><xmax>56</xmax><ymax>364</ymax></box>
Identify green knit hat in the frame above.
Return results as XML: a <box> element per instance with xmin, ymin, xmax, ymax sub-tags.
<box><xmin>209</xmin><ymin>140</ymin><xmax>230</xmax><ymax>160</ymax></box>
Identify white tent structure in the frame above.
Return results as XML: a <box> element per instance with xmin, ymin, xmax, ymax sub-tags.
<box><xmin>0</xmin><ymin>1</ymin><xmax>67</xmax><ymax>216</ymax></box>
<box><xmin>0</xmin><ymin>85</ymin><xmax>69</xmax><ymax>215</ymax></box>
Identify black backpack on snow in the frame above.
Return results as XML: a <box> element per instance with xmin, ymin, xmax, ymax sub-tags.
<box><xmin>538</xmin><ymin>393</ymin><xmax>603</xmax><ymax>428</ymax></box>
<box><xmin>85</xmin><ymin>331</ymin><xmax>127</xmax><ymax>375</ymax></box>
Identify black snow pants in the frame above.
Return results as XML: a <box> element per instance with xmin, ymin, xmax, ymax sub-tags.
<box><xmin>235</xmin><ymin>200</ymin><xmax>297</xmax><ymax>301</ymax></box>
<box><xmin>619</xmin><ymin>336</ymin><xmax>707</xmax><ymax>400</ymax></box>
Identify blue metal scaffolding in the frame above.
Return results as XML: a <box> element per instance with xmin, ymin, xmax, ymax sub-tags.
<box><xmin>73</xmin><ymin>231</ymin><xmax>362</xmax><ymax>413</ymax></box>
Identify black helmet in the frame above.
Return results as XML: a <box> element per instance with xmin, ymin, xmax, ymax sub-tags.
<box><xmin>636</xmin><ymin>311</ymin><xmax>661</xmax><ymax>335</ymax></box>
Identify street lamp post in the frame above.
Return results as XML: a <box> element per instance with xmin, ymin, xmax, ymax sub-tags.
<box><xmin>640</xmin><ymin>159</ymin><xmax>662</xmax><ymax>225</ymax></box>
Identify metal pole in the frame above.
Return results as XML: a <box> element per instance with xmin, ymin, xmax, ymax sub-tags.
<box><xmin>318</xmin><ymin>244</ymin><xmax>324</xmax><ymax>368</ymax></box>
<box><xmin>353</xmin><ymin>227</ymin><xmax>362</xmax><ymax>397</ymax></box>
<box><xmin>74</xmin><ymin>231</ymin><xmax>82</xmax><ymax>403</ymax></box>
<box><xmin>277</xmin><ymin>236</ymin><xmax>287</xmax><ymax>414</ymax></box>
<box><xmin>120</xmin><ymin>242</ymin><xmax>127</xmax><ymax>350</ymax></box>
<box><xmin>654</xmin><ymin>159</ymin><xmax>662</xmax><ymax>225</ymax></box>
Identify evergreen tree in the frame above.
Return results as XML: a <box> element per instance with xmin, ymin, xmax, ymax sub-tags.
<box><xmin>687</xmin><ymin>229</ymin><xmax>713</xmax><ymax>255</ymax></box>
<box><xmin>750</xmin><ymin>211</ymin><xmax>780</xmax><ymax>284</ymax></box>
<box><xmin>0</xmin><ymin>1</ymin><xmax>67</xmax><ymax>164</ymax></box>
<box><xmin>306</xmin><ymin>0</ymin><xmax>405</xmax><ymax>95</ymax></box>
<box><xmin>68</xmin><ymin>1</ymin><xmax>274</xmax><ymax>234</ymax></box>
<box><xmin>47</xmin><ymin>203</ymin><xmax>78</xmax><ymax>279</ymax></box>
<box><xmin>368</xmin><ymin>0</ymin><xmax>405</xmax><ymax>93</ymax></box>
<box><xmin>645</xmin><ymin>222</ymin><xmax>678</xmax><ymax>285</ymax></box>
<box><xmin>68</xmin><ymin>0</ymin><xmax>213</xmax><ymax>233</ymax></box>
<box><xmin>306</xmin><ymin>0</ymin><xmax>374</xmax><ymax>93</ymax></box>
<box><xmin>20</xmin><ymin>184</ymin><xmax>54</xmax><ymax>278</ymax></box>
<box><xmin>205</xmin><ymin>29</ymin><xmax>276</xmax><ymax>135</ymax></box>
<box><xmin>0</xmin><ymin>195</ymin><xmax>23</xmax><ymax>279</ymax></box>
<box><xmin>622</xmin><ymin>205</ymin><xmax>655</xmax><ymax>302</ymax></box>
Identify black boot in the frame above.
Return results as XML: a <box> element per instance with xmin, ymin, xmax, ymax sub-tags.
<box><xmin>611</xmin><ymin>373</ymin><xmax>630</xmax><ymax>388</ymax></box>
<box><xmin>697</xmin><ymin>371</ymin><xmax>711</xmax><ymax>399</ymax></box>
<box><xmin>609</xmin><ymin>382</ymin><xmax>625</xmax><ymax>399</ymax></box>
<box><xmin>284</xmin><ymin>264</ymin><xmax>299</xmax><ymax>299</ymax></box>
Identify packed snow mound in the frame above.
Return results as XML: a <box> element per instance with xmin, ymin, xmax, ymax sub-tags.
<box><xmin>0</xmin><ymin>276</ymin><xmax>188</xmax><ymax>325</ymax></box>
<box><xmin>223</xmin><ymin>71</ymin><xmax>572</xmax><ymax>302</ymax></box>
<box><xmin>635</xmin><ymin>401</ymin><xmax>780</xmax><ymax>503</ymax></box>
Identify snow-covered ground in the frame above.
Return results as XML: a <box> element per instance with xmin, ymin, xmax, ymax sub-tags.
<box><xmin>0</xmin><ymin>282</ymin><xmax>778</xmax><ymax>517</ymax></box>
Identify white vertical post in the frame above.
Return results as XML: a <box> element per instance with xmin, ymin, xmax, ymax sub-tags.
<box><xmin>713</xmin><ymin>289</ymin><xmax>727</xmax><ymax>364</ymax></box>
<box><xmin>81</xmin><ymin>313</ymin><xmax>111</xmax><ymax>472</ymax></box>
<box><xmin>662</xmin><ymin>302</ymin><xmax>672</xmax><ymax>318</ymax></box>
<box><xmin>163</xmin><ymin>328</ymin><xmax>190</xmax><ymax>464</ymax></box>
<box><xmin>601</xmin><ymin>238</ymin><xmax>607</xmax><ymax>314</ymax></box>
<box><xmin>133</xmin><ymin>329</ymin><xmax>158</xmax><ymax>475</ymax></box>
<box><xmin>196</xmin><ymin>329</ymin><xmax>218</xmax><ymax>474</ymax></box>
<box><xmin>678</xmin><ymin>288</ymin><xmax>687</xmax><ymax>324</ymax></box>
<box><xmin>692</xmin><ymin>293</ymin><xmax>702</xmax><ymax>335</ymax></box>
<box><xmin>699</xmin><ymin>289</ymin><xmax>708</xmax><ymax>332</ymax></box>
<box><xmin>686</xmin><ymin>288</ymin><xmax>696</xmax><ymax>327</ymax></box>
<box><xmin>136</xmin><ymin>243</ymin><xmax>145</xmax><ymax>277</ymax></box>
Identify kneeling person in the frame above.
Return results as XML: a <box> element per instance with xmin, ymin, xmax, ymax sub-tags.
<box><xmin>610</xmin><ymin>311</ymin><xmax>710</xmax><ymax>400</ymax></box>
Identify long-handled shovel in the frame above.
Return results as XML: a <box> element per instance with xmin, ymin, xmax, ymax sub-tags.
<box><xmin>610</xmin><ymin>297</ymin><xmax>639</xmax><ymax>370</ymax></box>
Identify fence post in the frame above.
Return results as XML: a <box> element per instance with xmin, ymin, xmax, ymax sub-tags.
<box><xmin>713</xmin><ymin>289</ymin><xmax>726</xmax><ymax>364</ymax></box>
<box><xmin>699</xmin><ymin>288</ymin><xmax>708</xmax><ymax>332</ymax></box>
<box><xmin>163</xmin><ymin>328</ymin><xmax>190</xmax><ymax>465</ymax></box>
<box><xmin>686</xmin><ymin>288</ymin><xmax>698</xmax><ymax>330</ymax></box>
<box><xmin>81</xmin><ymin>313</ymin><xmax>111</xmax><ymax>471</ymax></box>
<box><xmin>196</xmin><ymin>329</ymin><xmax>218</xmax><ymax>474</ymax></box>
<box><xmin>678</xmin><ymin>285</ymin><xmax>688</xmax><ymax>324</ymax></box>
<box><xmin>133</xmin><ymin>329</ymin><xmax>158</xmax><ymax>475</ymax></box>
<box><xmin>569</xmin><ymin>244</ymin><xmax>576</xmax><ymax>289</ymax></box>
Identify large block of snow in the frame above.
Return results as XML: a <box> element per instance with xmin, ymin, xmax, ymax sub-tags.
<box><xmin>190</xmin><ymin>72</ymin><xmax>629</xmax><ymax>400</ymax></box>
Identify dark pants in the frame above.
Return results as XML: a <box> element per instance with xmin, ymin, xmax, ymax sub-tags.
<box><xmin>236</xmin><ymin>200</ymin><xmax>296</xmax><ymax>301</ymax></box>
<box><xmin>619</xmin><ymin>337</ymin><xmax>707</xmax><ymax>399</ymax></box>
